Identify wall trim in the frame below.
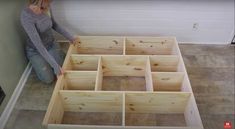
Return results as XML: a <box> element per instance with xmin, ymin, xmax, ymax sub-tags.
<box><xmin>179</xmin><ymin>42</ymin><xmax>229</xmax><ymax>45</ymax></box>
<box><xmin>0</xmin><ymin>63</ymin><xmax>32</xmax><ymax>129</ymax></box>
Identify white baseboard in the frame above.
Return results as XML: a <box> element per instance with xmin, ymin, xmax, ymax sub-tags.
<box><xmin>0</xmin><ymin>63</ymin><xmax>32</xmax><ymax>129</ymax></box>
<box><xmin>179</xmin><ymin>41</ymin><xmax>230</xmax><ymax>45</ymax></box>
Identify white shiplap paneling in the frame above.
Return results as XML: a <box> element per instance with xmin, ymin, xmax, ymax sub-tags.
<box><xmin>51</xmin><ymin>0</ymin><xmax>234</xmax><ymax>44</ymax></box>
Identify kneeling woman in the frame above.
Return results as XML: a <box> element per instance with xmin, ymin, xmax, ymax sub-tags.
<box><xmin>21</xmin><ymin>0</ymin><xmax>79</xmax><ymax>84</ymax></box>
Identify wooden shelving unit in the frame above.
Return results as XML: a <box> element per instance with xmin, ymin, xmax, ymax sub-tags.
<box><xmin>43</xmin><ymin>36</ymin><xmax>203</xmax><ymax>129</ymax></box>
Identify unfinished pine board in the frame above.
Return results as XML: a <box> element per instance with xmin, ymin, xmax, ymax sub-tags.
<box><xmin>43</xmin><ymin>36</ymin><xmax>203</xmax><ymax>129</ymax></box>
<box><xmin>101</xmin><ymin>56</ymin><xmax>147</xmax><ymax>76</ymax></box>
<box><xmin>152</xmin><ymin>72</ymin><xmax>185</xmax><ymax>91</ymax></box>
<box><xmin>75</xmin><ymin>36</ymin><xmax>124</xmax><ymax>55</ymax></box>
<box><xmin>69</xmin><ymin>55</ymin><xmax>99</xmax><ymax>71</ymax></box>
<box><xmin>150</xmin><ymin>55</ymin><xmax>180</xmax><ymax>72</ymax></box>
<box><xmin>126</xmin><ymin>37</ymin><xmax>176</xmax><ymax>55</ymax></box>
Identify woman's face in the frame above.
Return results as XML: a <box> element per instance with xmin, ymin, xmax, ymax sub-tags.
<box><xmin>30</xmin><ymin>0</ymin><xmax>51</xmax><ymax>14</ymax></box>
<box><xmin>38</xmin><ymin>0</ymin><xmax>50</xmax><ymax>11</ymax></box>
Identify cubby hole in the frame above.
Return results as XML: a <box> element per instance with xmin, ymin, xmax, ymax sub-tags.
<box><xmin>66</xmin><ymin>55</ymin><xmax>99</xmax><ymax>71</ymax></box>
<box><xmin>102</xmin><ymin>76</ymin><xmax>146</xmax><ymax>91</ymax></box>
<box><xmin>150</xmin><ymin>55</ymin><xmax>180</xmax><ymax>72</ymax></box>
<box><xmin>99</xmin><ymin>56</ymin><xmax>149</xmax><ymax>91</ymax></box>
<box><xmin>60</xmin><ymin>91</ymin><xmax>123</xmax><ymax>126</ymax></box>
<box><xmin>125</xmin><ymin>92</ymin><xmax>191</xmax><ymax>126</ymax></box>
<box><xmin>73</xmin><ymin>36</ymin><xmax>124</xmax><ymax>55</ymax></box>
<box><xmin>125</xmin><ymin>37</ymin><xmax>176</xmax><ymax>55</ymax></box>
<box><xmin>152</xmin><ymin>72</ymin><xmax>185</xmax><ymax>91</ymax></box>
<box><xmin>63</xmin><ymin>71</ymin><xmax>97</xmax><ymax>90</ymax></box>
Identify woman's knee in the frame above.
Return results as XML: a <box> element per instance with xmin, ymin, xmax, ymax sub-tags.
<box><xmin>36</xmin><ymin>66</ymin><xmax>55</xmax><ymax>84</ymax></box>
<box><xmin>29</xmin><ymin>54</ymin><xmax>55</xmax><ymax>84</ymax></box>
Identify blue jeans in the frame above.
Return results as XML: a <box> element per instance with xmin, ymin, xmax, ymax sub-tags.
<box><xmin>26</xmin><ymin>43</ymin><xmax>65</xmax><ymax>84</ymax></box>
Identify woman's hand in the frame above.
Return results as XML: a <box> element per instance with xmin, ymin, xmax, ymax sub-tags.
<box><xmin>72</xmin><ymin>36</ymin><xmax>81</xmax><ymax>47</ymax></box>
<box><xmin>57</xmin><ymin>67</ymin><xmax>64</xmax><ymax>79</ymax></box>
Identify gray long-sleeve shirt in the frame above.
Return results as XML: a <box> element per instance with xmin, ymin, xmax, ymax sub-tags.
<box><xmin>20</xmin><ymin>6</ymin><xmax>74</xmax><ymax>75</ymax></box>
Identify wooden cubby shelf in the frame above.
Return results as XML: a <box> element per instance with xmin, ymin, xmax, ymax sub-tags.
<box><xmin>43</xmin><ymin>36</ymin><xmax>204</xmax><ymax>129</ymax></box>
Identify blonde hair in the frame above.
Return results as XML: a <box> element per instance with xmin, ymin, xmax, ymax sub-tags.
<box><xmin>29</xmin><ymin>0</ymin><xmax>51</xmax><ymax>11</ymax></box>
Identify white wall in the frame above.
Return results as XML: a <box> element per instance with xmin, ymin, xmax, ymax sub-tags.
<box><xmin>0</xmin><ymin>0</ymin><xmax>27</xmax><ymax>114</ymax></box>
<box><xmin>52</xmin><ymin>0</ymin><xmax>234</xmax><ymax>44</ymax></box>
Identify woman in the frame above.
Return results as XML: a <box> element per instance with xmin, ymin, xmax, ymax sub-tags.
<box><xmin>21</xmin><ymin>0</ymin><xmax>79</xmax><ymax>84</ymax></box>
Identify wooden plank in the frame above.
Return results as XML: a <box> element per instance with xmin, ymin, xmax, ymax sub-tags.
<box><xmin>149</xmin><ymin>55</ymin><xmax>179</xmax><ymax>72</ymax></box>
<box><xmin>125</xmin><ymin>37</ymin><xmax>175</xmax><ymax>55</ymax></box>
<box><xmin>42</xmin><ymin>75</ymin><xmax>65</xmax><ymax>125</ymax></box>
<box><xmin>46</xmin><ymin>95</ymin><xmax>64</xmax><ymax>124</ymax></box>
<box><xmin>123</xmin><ymin>37</ymin><xmax>126</xmax><ymax>55</ymax></box>
<box><xmin>63</xmin><ymin>44</ymin><xmax>77</xmax><ymax>70</ymax></box>
<box><xmin>59</xmin><ymin>91</ymin><xmax>123</xmax><ymax>112</ymax></box>
<box><xmin>125</xmin><ymin>92</ymin><xmax>191</xmax><ymax>113</ymax></box>
<box><xmin>122</xmin><ymin>93</ymin><xmax>125</xmax><ymax>126</ymax></box>
<box><xmin>95</xmin><ymin>57</ymin><xmax>103</xmax><ymax>90</ymax></box>
<box><xmin>152</xmin><ymin>72</ymin><xmax>184</xmax><ymax>91</ymax></box>
<box><xmin>173</xmin><ymin>37</ymin><xmax>203</xmax><ymax>128</ymax></box>
<box><xmin>145</xmin><ymin>56</ymin><xmax>153</xmax><ymax>91</ymax></box>
<box><xmin>185</xmin><ymin>96</ymin><xmax>204</xmax><ymax>128</ymax></box>
<box><xmin>102</xmin><ymin>56</ymin><xmax>147</xmax><ymax>76</ymax></box>
<box><xmin>61</xmin><ymin>77</ymin><xmax>69</xmax><ymax>90</ymax></box>
<box><xmin>48</xmin><ymin>124</ymin><xmax>203</xmax><ymax>129</ymax></box>
<box><xmin>70</xmin><ymin>55</ymin><xmax>99</xmax><ymax>71</ymax></box>
<box><xmin>64</xmin><ymin>71</ymin><xmax>97</xmax><ymax>90</ymax></box>
<box><xmin>77</xmin><ymin>36</ymin><xmax>124</xmax><ymax>55</ymax></box>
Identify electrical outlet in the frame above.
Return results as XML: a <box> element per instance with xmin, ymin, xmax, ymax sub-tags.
<box><xmin>232</xmin><ymin>35</ymin><xmax>235</xmax><ymax>44</ymax></box>
<box><xmin>0</xmin><ymin>86</ymin><xmax>6</xmax><ymax>105</ymax></box>
<box><xmin>193</xmin><ymin>23</ymin><xmax>199</xmax><ymax>30</ymax></box>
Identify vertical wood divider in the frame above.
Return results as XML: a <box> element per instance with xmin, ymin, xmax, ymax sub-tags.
<box><xmin>95</xmin><ymin>56</ymin><xmax>103</xmax><ymax>91</ymax></box>
<box><xmin>123</xmin><ymin>37</ymin><xmax>126</xmax><ymax>55</ymax></box>
<box><xmin>122</xmin><ymin>92</ymin><xmax>125</xmax><ymax>126</ymax></box>
<box><xmin>145</xmin><ymin>56</ymin><xmax>154</xmax><ymax>91</ymax></box>
<box><xmin>62</xmin><ymin>44</ymin><xmax>76</xmax><ymax>70</ymax></box>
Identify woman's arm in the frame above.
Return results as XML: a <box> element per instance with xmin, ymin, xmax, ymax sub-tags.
<box><xmin>21</xmin><ymin>12</ymin><xmax>61</xmax><ymax>75</ymax></box>
<box><xmin>50</xmin><ymin>8</ymin><xmax>75</xmax><ymax>42</ymax></box>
